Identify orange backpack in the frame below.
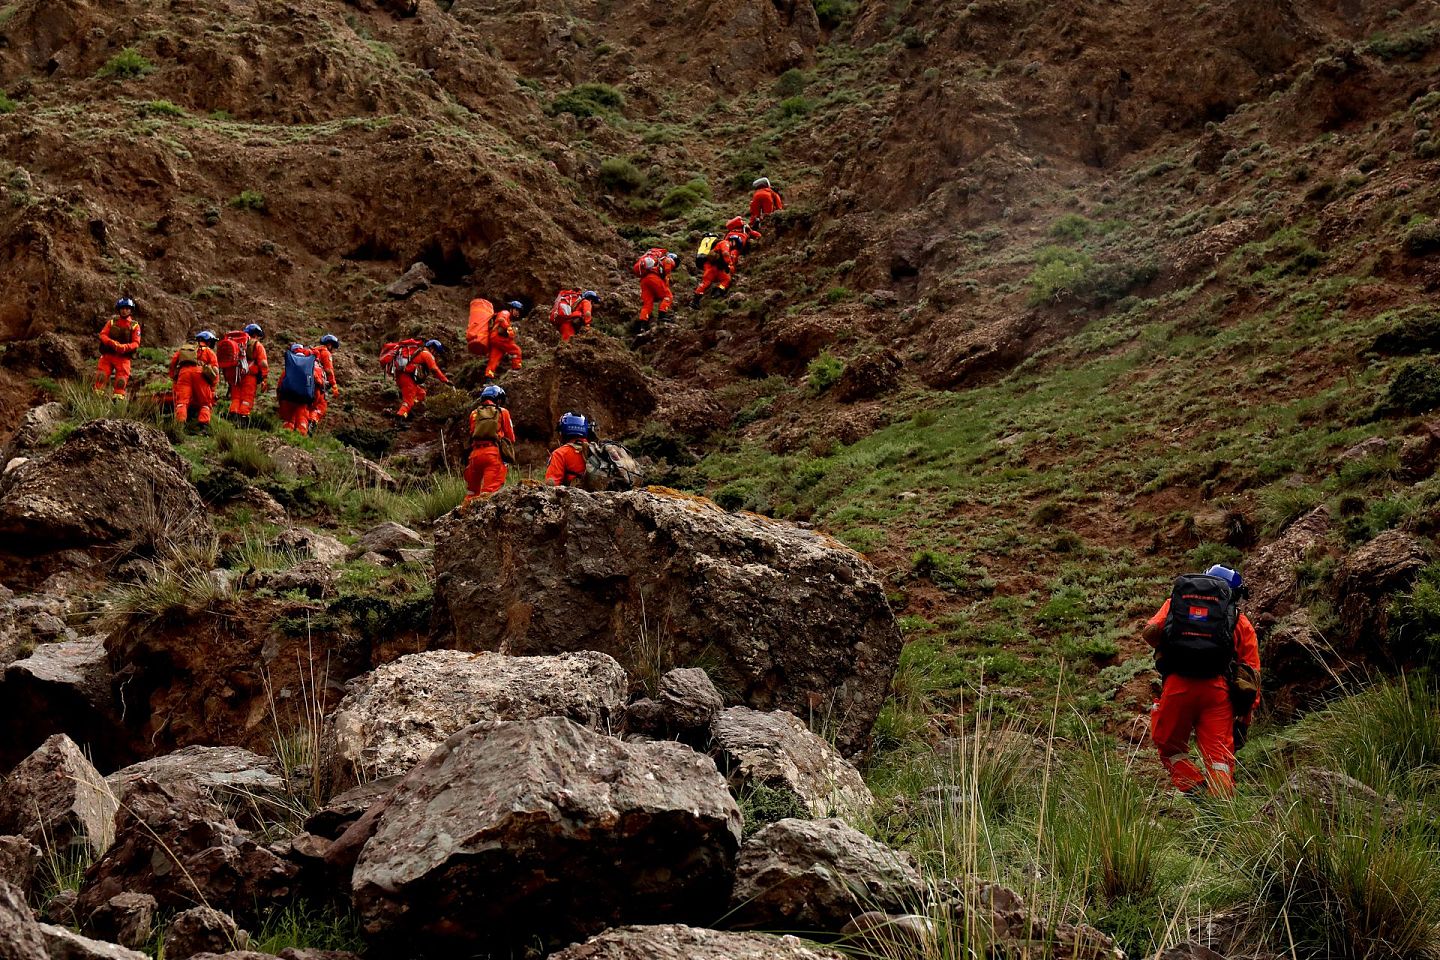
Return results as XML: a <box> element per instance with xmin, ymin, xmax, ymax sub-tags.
<box><xmin>466</xmin><ymin>299</ymin><xmax>495</xmax><ymax>356</ymax></box>
<box><xmin>380</xmin><ymin>338</ymin><xmax>423</xmax><ymax>376</ymax></box>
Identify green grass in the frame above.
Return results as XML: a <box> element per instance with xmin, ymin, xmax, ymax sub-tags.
<box><xmin>228</xmin><ymin>189</ymin><xmax>266</xmax><ymax>211</ymax></box>
<box><xmin>251</xmin><ymin>901</ymin><xmax>364</xmax><ymax>955</ymax></box>
<box><xmin>599</xmin><ymin>156</ymin><xmax>645</xmax><ymax>193</ymax></box>
<box><xmin>98</xmin><ymin>47</ymin><xmax>154</xmax><ymax>79</ymax></box>
<box><xmin>549</xmin><ymin>82</ymin><xmax>624</xmax><ymax>117</ymax></box>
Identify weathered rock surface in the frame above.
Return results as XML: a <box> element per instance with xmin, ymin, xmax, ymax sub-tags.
<box><xmin>0</xmin><ymin>419</ymin><xmax>211</xmax><ymax>553</ymax></box>
<box><xmin>39</xmin><ymin>921</ymin><xmax>149</xmax><ymax>960</ymax></box>
<box><xmin>839</xmin><ymin>912</ymin><xmax>937</xmax><ymax>956</ymax></box>
<box><xmin>0</xmin><ymin>878</ymin><xmax>47</xmax><ymax>960</ymax></box>
<box><xmin>0</xmin><ymin>835</ymin><xmax>40</xmax><ymax>897</ymax></box>
<box><xmin>0</xmin><ymin>734</ymin><xmax>116</xmax><ymax>857</ymax></box>
<box><xmin>384</xmin><ymin>261</ymin><xmax>435</xmax><ymax>299</ymax></box>
<box><xmin>271</xmin><ymin>527</ymin><xmax>346</xmax><ymax>565</ymax></box>
<box><xmin>958</xmin><ymin>882</ymin><xmax>1122</xmax><ymax>960</ymax></box>
<box><xmin>77</xmin><ymin>778</ymin><xmax>298</xmax><ymax>925</ymax></box>
<box><xmin>166</xmin><ymin>906</ymin><xmax>249</xmax><ymax>960</ymax></box>
<box><xmin>351</xmin><ymin>717</ymin><xmax>741</xmax><ymax>956</ymax></box>
<box><xmin>0</xmin><ymin>635</ymin><xmax>119</xmax><ymax>770</ymax></box>
<box><xmin>322</xmin><ymin>649</ymin><xmax>627</xmax><ymax>786</ymax></box>
<box><xmin>729</xmin><ymin>819</ymin><xmax>925</xmax><ymax>932</ymax></box>
<box><xmin>834</xmin><ymin>350</ymin><xmax>902</xmax><ymax>402</ymax></box>
<box><xmin>304</xmin><ymin>777</ymin><xmax>400</xmax><ymax>841</ymax></box>
<box><xmin>349</xmin><ymin>522</ymin><xmax>424</xmax><ymax>560</ymax></box>
<box><xmin>627</xmin><ymin>667</ymin><xmax>724</xmax><ymax>744</ymax></box>
<box><xmin>1246</xmin><ymin>506</ymin><xmax>1331</xmax><ymax>619</ymax></box>
<box><xmin>83</xmin><ymin>892</ymin><xmax>156</xmax><ymax>950</ymax></box>
<box><xmin>711</xmin><ymin>707</ymin><xmax>874</xmax><ymax>819</ymax></box>
<box><xmin>3</xmin><ymin>402</ymin><xmax>65</xmax><ymax>456</ymax></box>
<box><xmin>434</xmin><ymin>486</ymin><xmax>902</xmax><ymax>754</ymax></box>
<box><xmin>549</xmin><ymin>924</ymin><xmax>847</xmax><ymax>960</ymax></box>
<box><xmin>107</xmin><ymin>746</ymin><xmax>286</xmax><ymax>812</ymax></box>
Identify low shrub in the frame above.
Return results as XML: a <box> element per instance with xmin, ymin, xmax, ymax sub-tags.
<box><xmin>806</xmin><ymin>352</ymin><xmax>845</xmax><ymax>395</ymax></box>
<box><xmin>1371</xmin><ymin>305</ymin><xmax>1440</xmax><ymax>354</ymax></box>
<box><xmin>229</xmin><ymin>189</ymin><xmax>266</xmax><ymax>211</ymax></box>
<box><xmin>599</xmin><ymin>157</ymin><xmax>645</xmax><ymax>194</ymax></box>
<box><xmin>549</xmin><ymin>82</ymin><xmax>624</xmax><ymax>117</ymax></box>
<box><xmin>775</xmin><ymin>68</ymin><xmax>807</xmax><ymax>97</ymax></box>
<box><xmin>1404</xmin><ymin>219</ymin><xmax>1440</xmax><ymax>257</ymax></box>
<box><xmin>660</xmin><ymin>178</ymin><xmax>711</xmax><ymax>217</ymax></box>
<box><xmin>1377</xmin><ymin>359</ymin><xmax>1440</xmax><ymax>416</ymax></box>
<box><xmin>98</xmin><ymin>48</ymin><xmax>154</xmax><ymax>80</ymax></box>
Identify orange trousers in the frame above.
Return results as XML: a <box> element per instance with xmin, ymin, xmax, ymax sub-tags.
<box><xmin>1151</xmin><ymin>675</ymin><xmax>1235</xmax><ymax>795</ymax></box>
<box><xmin>277</xmin><ymin>397</ymin><xmax>311</xmax><ymax>435</ymax></box>
<box><xmin>464</xmin><ymin>444</ymin><xmax>507</xmax><ymax>501</ymax></box>
<box><xmin>396</xmin><ymin>374</ymin><xmax>426</xmax><ymax>416</ymax></box>
<box><xmin>229</xmin><ymin>373</ymin><xmax>262</xmax><ymax>415</ymax></box>
<box><xmin>94</xmin><ymin>355</ymin><xmax>132</xmax><ymax>397</ymax></box>
<box><xmin>173</xmin><ymin>367</ymin><xmax>214</xmax><ymax>424</ymax></box>
<box><xmin>556</xmin><ymin>319</ymin><xmax>588</xmax><ymax>342</ymax></box>
<box><xmin>485</xmin><ymin>337</ymin><xmax>522</xmax><ymax>377</ymax></box>
<box><xmin>695</xmin><ymin>263</ymin><xmax>731</xmax><ymax>297</ymax></box>
<box><xmin>311</xmin><ymin>389</ymin><xmax>328</xmax><ymax>422</ymax></box>
<box><xmin>638</xmin><ymin>274</ymin><xmax>672</xmax><ymax>321</ymax></box>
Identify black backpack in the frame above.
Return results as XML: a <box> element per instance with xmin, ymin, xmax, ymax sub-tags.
<box><xmin>1158</xmin><ymin>574</ymin><xmax>1239</xmax><ymax>678</ymax></box>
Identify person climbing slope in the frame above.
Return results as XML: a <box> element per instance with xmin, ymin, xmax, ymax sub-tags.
<box><xmin>464</xmin><ymin>384</ymin><xmax>516</xmax><ymax>503</ymax></box>
<box><xmin>485</xmin><ymin>302</ymin><xmax>525</xmax><ymax>380</ymax></box>
<box><xmin>276</xmin><ymin>343</ymin><xmax>325</xmax><ymax>435</ymax></box>
<box><xmin>725</xmin><ymin>215</ymin><xmax>760</xmax><ymax>256</ymax></box>
<box><xmin>227</xmin><ymin>323</ymin><xmax>269</xmax><ymax>426</ymax></box>
<box><xmin>94</xmin><ymin>298</ymin><xmax>142</xmax><ymax>399</ymax></box>
<box><xmin>632</xmin><ymin>247</ymin><xmax>676</xmax><ymax>326</ymax></box>
<box><xmin>748</xmin><ymin>176</ymin><xmax>784</xmax><ymax>229</ymax></box>
<box><xmin>310</xmin><ymin>334</ymin><xmax>341</xmax><ymax>427</ymax></box>
<box><xmin>545</xmin><ymin>412</ymin><xmax>592</xmax><ymax>486</ymax></box>
<box><xmin>550</xmin><ymin>290</ymin><xmax>600</xmax><ymax>342</ymax></box>
<box><xmin>1141</xmin><ymin>564</ymin><xmax>1261</xmax><ymax>799</ymax></box>
<box><xmin>691</xmin><ymin>234</ymin><xmax>735</xmax><ymax>308</ymax></box>
<box><xmin>169</xmin><ymin>331</ymin><xmax>220</xmax><ymax>431</ymax></box>
<box><xmin>388</xmin><ymin>338</ymin><xmax>450</xmax><ymax>418</ymax></box>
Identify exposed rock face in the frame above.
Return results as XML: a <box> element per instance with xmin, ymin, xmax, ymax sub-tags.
<box><xmin>304</xmin><ymin>777</ymin><xmax>401</xmax><ymax>841</ymax></box>
<box><xmin>548</xmin><ymin>924</ymin><xmax>847</xmax><ymax>960</ymax></box>
<box><xmin>834</xmin><ymin>350</ymin><xmax>902</xmax><ymax>402</ymax></box>
<box><xmin>627</xmin><ymin>667</ymin><xmax>724</xmax><ymax>744</ymax></box>
<box><xmin>1246</xmin><ymin>506</ymin><xmax>1331</xmax><ymax>619</ymax></box>
<box><xmin>39</xmin><ymin>921</ymin><xmax>149</xmax><ymax>960</ymax></box>
<box><xmin>0</xmin><ymin>419</ymin><xmax>212</xmax><ymax>553</ymax></box>
<box><xmin>351</xmin><ymin>717</ymin><xmax>741</xmax><ymax>956</ymax></box>
<box><xmin>0</xmin><ymin>835</ymin><xmax>40</xmax><ymax>898</ymax></box>
<box><xmin>497</xmin><ymin>337</ymin><xmax>659</xmax><ymax>443</ymax></box>
<box><xmin>433</xmin><ymin>486</ymin><xmax>902</xmax><ymax>754</ymax></box>
<box><xmin>0</xmin><ymin>636</ymin><xmax>119</xmax><ymax>770</ymax></box>
<box><xmin>710</xmin><ymin>707</ymin><xmax>875</xmax><ymax>819</ymax></box>
<box><xmin>165</xmin><ymin>906</ymin><xmax>249</xmax><ymax>960</ymax></box>
<box><xmin>349</xmin><ymin>522</ymin><xmax>424</xmax><ymax>560</ymax></box>
<box><xmin>0</xmin><ymin>878</ymin><xmax>47</xmax><ymax>960</ymax></box>
<box><xmin>83</xmin><ymin>892</ymin><xmax>157</xmax><ymax>950</ymax></box>
<box><xmin>729</xmin><ymin>819</ymin><xmax>925</xmax><ymax>932</ymax></box>
<box><xmin>76</xmin><ymin>779</ymin><xmax>298</xmax><ymax>925</ymax></box>
<box><xmin>0</xmin><ymin>734</ymin><xmax>116</xmax><ymax>857</ymax></box>
<box><xmin>322</xmin><ymin>649</ymin><xmax>628</xmax><ymax>786</ymax></box>
<box><xmin>106</xmin><ymin>746</ymin><xmax>287</xmax><ymax>821</ymax></box>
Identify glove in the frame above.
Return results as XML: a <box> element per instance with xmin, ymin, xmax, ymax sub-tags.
<box><xmin>331</xmin><ymin>386</ymin><xmax>340</xmax><ymax>397</ymax></box>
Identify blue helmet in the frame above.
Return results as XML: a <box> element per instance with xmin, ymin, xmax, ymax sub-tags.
<box><xmin>558</xmin><ymin>412</ymin><xmax>589</xmax><ymax>439</ymax></box>
<box><xmin>480</xmin><ymin>384</ymin><xmax>506</xmax><ymax>404</ymax></box>
<box><xmin>425</xmin><ymin>339</ymin><xmax>444</xmax><ymax>353</ymax></box>
<box><xmin>507</xmin><ymin>300</ymin><xmax>524</xmax><ymax>313</ymax></box>
<box><xmin>1205</xmin><ymin>565</ymin><xmax>1243</xmax><ymax>591</ymax></box>
<box><xmin>195</xmin><ymin>330</ymin><xmax>217</xmax><ymax>343</ymax></box>
<box><xmin>244</xmin><ymin>323</ymin><xmax>263</xmax><ymax>337</ymax></box>
<box><xmin>116</xmin><ymin>297</ymin><xmax>136</xmax><ymax>310</ymax></box>
<box><xmin>319</xmin><ymin>334</ymin><xmax>339</xmax><ymax>348</ymax></box>
<box><xmin>582</xmin><ymin>290</ymin><xmax>599</xmax><ymax>302</ymax></box>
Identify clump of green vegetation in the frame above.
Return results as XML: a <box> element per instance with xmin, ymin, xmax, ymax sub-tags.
<box><xmin>138</xmin><ymin>99</ymin><xmax>185</xmax><ymax>117</ymax></box>
<box><xmin>252</xmin><ymin>901</ymin><xmax>365</xmax><ymax>955</ymax></box>
<box><xmin>1027</xmin><ymin>246</ymin><xmax>1157</xmax><ymax>307</ymax></box>
<box><xmin>813</xmin><ymin>0</ymin><xmax>856</xmax><ymax>29</ymax></box>
<box><xmin>98</xmin><ymin>47</ymin><xmax>154</xmax><ymax>80</ymax></box>
<box><xmin>1377</xmin><ymin>359</ymin><xmax>1440</xmax><ymax>416</ymax></box>
<box><xmin>1366</xmin><ymin>26</ymin><xmax>1439</xmax><ymax>61</ymax></box>
<box><xmin>824</xmin><ymin>286</ymin><xmax>852</xmax><ymax>304</ymax></box>
<box><xmin>734</xmin><ymin>781</ymin><xmax>810</xmax><ymax>833</ymax></box>
<box><xmin>599</xmin><ymin>157</ymin><xmax>646</xmax><ymax>194</ymax></box>
<box><xmin>0</xmin><ymin>93</ymin><xmax>17</xmax><ymax>114</ymax></box>
<box><xmin>777</xmin><ymin>96</ymin><xmax>813</xmax><ymax>119</ymax></box>
<box><xmin>1404</xmin><ymin>219</ymin><xmax>1440</xmax><ymax>257</ymax></box>
<box><xmin>229</xmin><ymin>189</ymin><xmax>267</xmax><ymax>212</ymax></box>
<box><xmin>660</xmin><ymin>177</ymin><xmax>711</xmax><ymax>218</ymax></box>
<box><xmin>549</xmin><ymin>82</ymin><xmax>624</xmax><ymax>118</ymax></box>
<box><xmin>806</xmin><ymin>352</ymin><xmax>845</xmax><ymax>395</ymax></box>
<box><xmin>775</xmin><ymin>68</ymin><xmax>807</xmax><ymax>98</ymax></box>
<box><xmin>1371</xmin><ymin>305</ymin><xmax>1440</xmax><ymax>354</ymax></box>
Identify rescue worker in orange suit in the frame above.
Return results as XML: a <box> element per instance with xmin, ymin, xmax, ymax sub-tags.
<box><xmin>277</xmin><ymin>343</ymin><xmax>326</xmax><ymax>435</ymax></box>
<box><xmin>551</xmin><ymin>290</ymin><xmax>600</xmax><ymax>342</ymax></box>
<box><xmin>632</xmin><ymin>250</ymin><xmax>676</xmax><ymax>325</ymax></box>
<box><xmin>396</xmin><ymin>338</ymin><xmax>451</xmax><ymax>418</ymax></box>
<box><xmin>310</xmin><ymin>334</ymin><xmax>340</xmax><ymax>427</ymax></box>
<box><xmin>485</xmin><ymin>302</ymin><xmax>525</xmax><ymax>380</ymax></box>
<box><xmin>725</xmin><ymin>216</ymin><xmax>761</xmax><ymax>255</ymax></box>
<box><xmin>691</xmin><ymin>235</ymin><xmax>735</xmax><ymax>308</ymax></box>
<box><xmin>1141</xmin><ymin>564</ymin><xmax>1261</xmax><ymax>798</ymax></box>
<box><xmin>170</xmin><ymin>331</ymin><xmax>220</xmax><ymax>431</ymax></box>
<box><xmin>228</xmin><ymin>323</ymin><xmax>269</xmax><ymax>426</ymax></box>
<box><xmin>95</xmin><ymin>298</ymin><xmax>142</xmax><ymax>399</ymax></box>
<box><xmin>748</xmin><ymin>176</ymin><xmax>784</xmax><ymax>229</ymax></box>
<box><xmin>545</xmin><ymin>412</ymin><xmax>591</xmax><ymax>486</ymax></box>
<box><xmin>463</xmin><ymin>384</ymin><xmax>516</xmax><ymax>503</ymax></box>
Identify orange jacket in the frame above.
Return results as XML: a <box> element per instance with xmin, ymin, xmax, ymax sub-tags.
<box><xmin>632</xmin><ymin>253</ymin><xmax>672</xmax><ymax>279</ymax></box>
<box><xmin>470</xmin><ymin>404</ymin><xmax>516</xmax><ymax>444</ymax></box>
<box><xmin>169</xmin><ymin>344</ymin><xmax>219</xmax><ymax>382</ymax></box>
<box><xmin>1147</xmin><ymin>599</ymin><xmax>1261</xmax><ymax>694</ymax></box>
<box><xmin>550</xmin><ymin>292</ymin><xmax>593</xmax><ymax>327</ymax></box>
<box><xmin>243</xmin><ymin>340</ymin><xmax>270</xmax><ymax>380</ymax></box>
<box><xmin>314</xmin><ymin>345</ymin><xmax>337</xmax><ymax>389</ymax></box>
<box><xmin>749</xmin><ymin>186</ymin><xmax>783</xmax><ymax>219</ymax></box>
<box><xmin>545</xmin><ymin>441</ymin><xmax>588</xmax><ymax>486</ymax></box>
<box><xmin>99</xmin><ymin>317</ymin><xmax>141</xmax><ymax>355</ymax></box>
<box><xmin>491</xmin><ymin>311</ymin><xmax>518</xmax><ymax>343</ymax></box>
<box><xmin>400</xmin><ymin>347</ymin><xmax>450</xmax><ymax>384</ymax></box>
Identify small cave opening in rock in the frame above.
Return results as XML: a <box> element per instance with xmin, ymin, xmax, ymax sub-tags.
<box><xmin>416</xmin><ymin>241</ymin><xmax>473</xmax><ymax>286</ymax></box>
<box><xmin>343</xmin><ymin>238</ymin><xmax>397</xmax><ymax>262</ymax></box>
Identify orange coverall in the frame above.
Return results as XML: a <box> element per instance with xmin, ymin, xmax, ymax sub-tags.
<box><xmin>311</xmin><ymin>345</ymin><xmax>337</xmax><ymax>423</ymax></box>
<box><xmin>485</xmin><ymin>311</ymin><xmax>523</xmax><ymax>378</ymax></box>
<box><xmin>169</xmin><ymin>345</ymin><xmax>219</xmax><ymax>424</ymax></box>
<box><xmin>228</xmin><ymin>340</ymin><xmax>269</xmax><ymax>417</ymax></box>
<box><xmin>464</xmin><ymin>404</ymin><xmax>516</xmax><ymax>502</ymax></box>
<box><xmin>551</xmin><ymin>293</ymin><xmax>593</xmax><ymax>342</ymax></box>
<box><xmin>632</xmin><ymin>255</ymin><xmax>673</xmax><ymax>323</ymax></box>
<box><xmin>749</xmin><ymin>186</ymin><xmax>783</xmax><ymax>226</ymax></box>
<box><xmin>695</xmin><ymin>239</ymin><xmax>734</xmax><ymax>298</ymax></box>
<box><xmin>396</xmin><ymin>348</ymin><xmax>450</xmax><ymax>417</ymax></box>
<box><xmin>1147</xmin><ymin>599</ymin><xmax>1261</xmax><ymax>795</ymax></box>
<box><xmin>95</xmin><ymin>316</ymin><xmax>141</xmax><ymax>397</ymax></box>
<box><xmin>545</xmin><ymin>441</ymin><xmax>588</xmax><ymax>486</ymax></box>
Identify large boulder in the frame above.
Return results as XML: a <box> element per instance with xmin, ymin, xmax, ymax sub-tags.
<box><xmin>627</xmin><ymin>667</ymin><xmax>724</xmax><ymax>745</ymax></box>
<box><xmin>351</xmin><ymin>717</ymin><xmax>741</xmax><ymax>956</ymax></box>
<box><xmin>76</xmin><ymin>778</ymin><xmax>298</xmax><ymax>925</ymax></box>
<box><xmin>0</xmin><ymin>636</ymin><xmax>122</xmax><ymax>771</ymax></box>
<box><xmin>433</xmin><ymin>487</ymin><xmax>902</xmax><ymax>754</ymax></box>
<box><xmin>39</xmin><ymin>922</ymin><xmax>149</xmax><ymax>960</ymax></box>
<box><xmin>165</xmin><ymin>906</ymin><xmax>249</xmax><ymax>960</ymax></box>
<box><xmin>710</xmin><ymin>707</ymin><xmax>875</xmax><ymax>820</ymax></box>
<box><xmin>82</xmin><ymin>892</ymin><xmax>157</xmax><ymax>951</ymax></box>
<box><xmin>728</xmin><ymin>819</ymin><xmax>925</xmax><ymax>932</ymax></box>
<box><xmin>0</xmin><ymin>419</ymin><xmax>211</xmax><ymax>553</ymax></box>
<box><xmin>0</xmin><ymin>835</ymin><xmax>41</xmax><ymax>897</ymax></box>
<box><xmin>322</xmin><ymin>649</ymin><xmax>628</xmax><ymax>786</ymax></box>
<box><xmin>1246</xmin><ymin>506</ymin><xmax>1331</xmax><ymax>619</ymax></box>
<box><xmin>107</xmin><ymin>746</ymin><xmax>287</xmax><ymax>823</ymax></box>
<box><xmin>549</xmin><ymin>924</ymin><xmax>846</xmax><ymax>960</ymax></box>
<box><xmin>0</xmin><ymin>878</ymin><xmax>47</xmax><ymax>960</ymax></box>
<box><xmin>0</xmin><ymin>734</ymin><xmax>117</xmax><ymax>858</ymax></box>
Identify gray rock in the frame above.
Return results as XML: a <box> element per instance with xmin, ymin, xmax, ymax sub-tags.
<box><xmin>0</xmin><ymin>637</ymin><xmax>118</xmax><ymax>771</ymax></box>
<box><xmin>253</xmin><ymin>560</ymin><xmax>336</xmax><ymax>599</ymax></box>
<box><xmin>1340</xmin><ymin>529</ymin><xmax>1429</xmax><ymax>593</ymax></box>
<box><xmin>385</xmin><ymin>262</ymin><xmax>435</xmax><ymax>299</ymax></box>
<box><xmin>165</xmin><ymin>906</ymin><xmax>249</xmax><ymax>960</ymax></box>
<box><xmin>711</xmin><ymin>707</ymin><xmax>874</xmax><ymax>820</ymax></box>
<box><xmin>351</xmin><ymin>717</ymin><xmax>741</xmax><ymax>956</ymax></box>
<box><xmin>1246</xmin><ymin>506</ymin><xmax>1331</xmax><ymax>618</ymax></box>
<box><xmin>1158</xmin><ymin>944</ymin><xmax>1226</xmax><ymax>960</ymax></box>
<box><xmin>957</xmin><ymin>881</ymin><xmax>1123</xmax><ymax>960</ymax></box>
<box><xmin>729</xmin><ymin>818</ymin><xmax>925</xmax><ymax>932</ymax></box>
<box><xmin>107</xmin><ymin>746</ymin><xmax>287</xmax><ymax>817</ymax></box>
<box><xmin>0</xmin><ymin>835</ymin><xmax>40</xmax><ymax>898</ymax></box>
<box><xmin>1336</xmin><ymin>436</ymin><xmax>1390</xmax><ymax>465</ymax></box>
<box><xmin>349</xmin><ymin>522</ymin><xmax>423</xmax><ymax>560</ymax></box>
<box><xmin>0</xmin><ymin>878</ymin><xmax>46</xmax><ymax>960</ymax></box>
<box><xmin>263</xmin><ymin>443</ymin><xmax>319</xmax><ymax>481</ymax></box>
<box><xmin>0</xmin><ymin>419</ymin><xmax>212</xmax><ymax>553</ymax></box>
<box><xmin>0</xmin><ymin>734</ymin><xmax>117</xmax><ymax>857</ymax></box>
<box><xmin>839</xmin><ymin>912</ymin><xmax>937</xmax><ymax>956</ymax></box>
<box><xmin>225</xmin><ymin>487</ymin><xmax>287</xmax><ymax>525</ymax></box>
<box><xmin>270</xmin><ymin>527</ymin><xmax>347</xmax><ymax>565</ymax></box>
<box><xmin>323</xmin><ymin>649</ymin><xmax>627</xmax><ymax>786</ymax></box>
<box><xmin>348</xmin><ymin>454</ymin><xmax>399</xmax><ymax>491</ymax></box>
<box><xmin>658</xmin><ymin>668</ymin><xmax>724</xmax><ymax>734</ymax></box>
<box><xmin>43</xmin><ymin>889</ymin><xmax>78</xmax><ymax>926</ymax></box>
<box><xmin>1262</xmin><ymin>766</ymin><xmax>1403</xmax><ymax>823</ymax></box>
<box><xmin>433</xmin><ymin>487</ymin><xmax>903</xmax><ymax>755</ymax></box>
<box><xmin>5</xmin><ymin>402</ymin><xmax>66</xmax><ymax>455</ymax></box>
<box><xmin>39</xmin><ymin>923</ymin><xmax>149</xmax><ymax>959</ymax></box>
<box><xmin>83</xmin><ymin>892</ymin><xmax>156</xmax><ymax>950</ymax></box>
<box><xmin>304</xmin><ymin>777</ymin><xmax>400</xmax><ymax>841</ymax></box>
<box><xmin>549</xmin><ymin>924</ymin><xmax>847</xmax><ymax>959</ymax></box>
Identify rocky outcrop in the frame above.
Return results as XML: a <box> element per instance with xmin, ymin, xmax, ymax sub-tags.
<box><xmin>348</xmin><ymin>522</ymin><xmax>424</xmax><ymax>560</ymax></box>
<box><xmin>1246</xmin><ymin>506</ymin><xmax>1331</xmax><ymax>619</ymax></box>
<box><xmin>39</xmin><ymin>922</ymin><xmax>150</xmax><ymax>960</ymax></box>
<box><xmin>834</xmin><ymin>350</ymin><xmax>902</xmax><ymax>402</ymax></box>
<box><xmin>0</xmin><ymin>835</ymin><xmax>40</xmax><ymax>897</ymax></box>
<box><xmin>0</xmin><ymin>419</ymin><xmax>211</xmax><ymax>554</ymax></box>
<box><xmin>433</xmin><ymin>487</ymin><xmax>902</xmax><ymax>754</ymax></box>
<box><xmin>0</xmin><ymin>878</ymin><xmax>47</xmax><ymax>960</ymax></box>
<box><xmin>107</xmin><ymin>747</ymin><xmax>287</xmax><ymax>824</ymax></box>
<box><xmin>83</xmin><ymin>892</ymin><xmax>157</xmax><ymax>951</ymax></box>
<box><xmin>728</xmin><ymin>819</ymin><xmax>925</xmax><ymax>932</ymax></box>
<box><xmin>165</xmin><ymin>906</ymin><xmax>249</xmax><ymax>960</ymax></box>
<box><xmin>0</xmin><ymin>636</ymin><xmax>120</xmax><ymax>771</ymax></box>
<box><xmin>0</xmin><ymin>734</ymin><xmax>116</xmax><ymax>857</ymax></box>
<box><xmin>710</xmin><ymin>707</ymin><xmax>875</xmax><ymax>819</ymax></box>
<box><xmin>322</xmin><ymin>649</ymin><xmax>628</xmax><ymax>786</ymax></box>
<box><xmin>627</xmin><ymin>667</ymin><xmax>724</xmax><ymax>745</ymax></box>
<box><xmin>549</xmin><ymin>924</ymin><xmax>846</xmax><ymax>959</ymax></box>
<box><xmin>351</xmin><ymin>717</ymin><xmax>741</xmax><ymax>956</ymax></box>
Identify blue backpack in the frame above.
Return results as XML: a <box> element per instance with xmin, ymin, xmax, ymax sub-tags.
<box><xmin>279</xmin><ymin>349</ymin><xmax>317</xmax><ymax>403</ymax></box>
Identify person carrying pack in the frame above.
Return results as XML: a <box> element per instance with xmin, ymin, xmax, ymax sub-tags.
<box><xmin>310</xmin><ymin>334</ymin><xmax>341</xmax><ymax>427</ymax></box>
<box><xmin>94</xmin><ymin>298</ymin><xmax>142</xmax><ymax>399</ymax></box>
<box><xmin>545</xmin><ymin>412</ymin><xmax>592</xmax><ymax>486</ymax></box>
<box><xmin>691</xmin><ymin>235</ymin><xmax>735</xmax><ymax>308</ymax></box>
<box><xmin>1140</xmin><ymin>564</ymin><xmax>1261</xmax><ymax>798</ymax></box>
<box><xmin>387</xmin><ymin>338</ymin><xmax>450</xmax><ymax>417</ymax></box>
<box><xmin>694</xmin><ymin>234</ymin><xmax>720</xmax><ymax>274</ymax></box>
<box><xmin>464</xmin><ymin>384</ymin><xmax>517</xmax><ymax>503</ymax></box>
<box><xmin>631</xmin><ymin>248</ymin><xmax>676</xmax><ymax>326</ymax></box>
<box><xmin>169</xmin><ymin>331</ymin><xmax>220</xmax><ymax>431</ymax></box>
<box><xmin>485</xmin><ymin>303</ymin><xmax>525</xmax><ymax>380</ymax></box>
<box><xmin>551</xmin><ymin>290</ymin><xmax>600</xmax><ymax>342</ymax></box>
<box><xmin>226</xmin><ymin>323</ymin><xmax>268</xmax><ymax>425</ymax></box>
<box><xmin>276</xmin><ymin>344</ymin><xmax>325</xmax><ymax>435</ymax></box>
<box><xmin>748</xmin><ymin>176</ymin><xmax>784</xmax><ymax>229</ymax></box>
<box><xmin>582</xmin><ymin>439</ymin><xmax>643</xmax><ymax>492</ymax></box>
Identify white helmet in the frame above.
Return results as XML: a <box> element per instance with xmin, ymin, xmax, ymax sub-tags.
<box><xmin>752</xmin><ymin>177</ymin><xmax>770</xmax><ymax>189</ymax></box>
